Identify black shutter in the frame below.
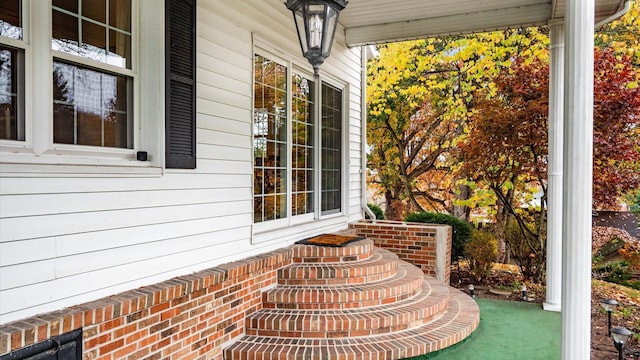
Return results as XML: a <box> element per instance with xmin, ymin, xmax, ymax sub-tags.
<box><xmin>165</xmin><ymin>0</ymin><xmax>196</xmax><ymax>169</ymax></box>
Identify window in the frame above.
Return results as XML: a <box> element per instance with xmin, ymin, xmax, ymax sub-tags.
<box><xmin>0</xmin><ymin>0</ymin><xmax>25</xmax><ymax>141</ymax></box>
<box><xmin>1</xmin><ymin>1</ymin><xmax>166</xmax><ymax>168</ymax></box>
<box><xmin>321</xmin><ymin>83</ymin><xmax>342</xmax><ymax>215</ymax></box>
<box><xmin>253</xmin><ymin>54</ymin><xmax>288</xmax><ymax>223</ymax></box>
<box><xmin>292</xmin><ymin>74</ymin><xmax>315</xmax><ymax>216</ymax></box>
<box><xmin>51</xmin><ymin>0</ymin><xmax>133</xmax><ymax>149</ymax></box>
<box><xmin>253</xmin><ymin>51</ymin><xmax>343</xmax><ymax>227</ymax></box>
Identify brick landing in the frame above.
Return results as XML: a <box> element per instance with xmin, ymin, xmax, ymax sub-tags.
<box><xmin>224</xmin><ymin>240</ymin><xmax>479</xmax><ymax>360</ymax></box>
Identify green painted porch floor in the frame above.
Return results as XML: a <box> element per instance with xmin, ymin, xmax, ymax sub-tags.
<box><xmin>405</xmin><ymin>298</ymin><xmax>561</xmax><ymax>360</ymax></box>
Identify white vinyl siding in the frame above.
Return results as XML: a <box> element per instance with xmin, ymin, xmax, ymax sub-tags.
<box><xmin>0</xmin><ymin>0</ymin><xmax>363</xmax><ymax>324</ymax></box>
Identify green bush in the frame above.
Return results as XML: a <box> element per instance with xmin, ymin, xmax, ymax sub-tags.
<box><xmin>465</xmin><ymin>230</ymin><xmax>498</xmax><ymax>282</ymax></box>
<box><xmin>404</xmin><ymin>212</ymin><xmax>473</xmax><ymax>261</ymax></box>
<box><xmin>366</xmin><ymin>203</ymin><xmax>385</xmax><ymax>220</ymax></box>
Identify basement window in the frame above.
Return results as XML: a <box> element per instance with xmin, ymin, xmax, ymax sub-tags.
<box><xmin>0</xmin><ymin>328</ymin><xmax>82</xmax><ymax>360</ymax></box>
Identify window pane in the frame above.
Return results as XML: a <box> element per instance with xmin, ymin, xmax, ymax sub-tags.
<box><xmin>82</xmin><ymin>0</ymin><xmax>106</xmax><ymax>23</ymax></box>
<box><xmin>53</xmin><ymin>61</ymin><xmax>132</xmax><ymax>148</ymax></box>
<box><xmin>53</xmin><ymin>0</ymin><xmax>78</xmax><ymax>13</ymax></box>
<box><xmin>321</xmin><ymin>83</ymin><xmax>342</xmax><ymax>214</ymax></box>
<box><xmin>77</xmin><ymin>107</ymin><xmax>103</xmax><ymax>146</ymax></box>
<box><xmin>52</xmin><ymin>10</ymin><xmax>80</xmax><ymax>53</ymax></box>
<box><xmin>291</xmin><ymin>73</ymin><xmax>314</xmax><ymax>216</ymax></box>
<box><xmin>108</xmin><ymin>29</ymin><xmax>130</xmax><ymax>68</ymax></box>
<box><xmin>52</xmin><ymin>0</ymin><xmax>131</xmax><ymax>69</ymax></box>
<box><xmin>53</xmin><ymin>103</ymin><xmax>75</xmax><ymax>144</ymax></box>
<box><xmin>0</xmin><ymin>45</ymin><xmax>25</xmax><ymax>141</ymax></box>
<box><xmin>82</xmin><ymin>20</ymin><xmax>107</xmax><ymax>62</ymax></box>
<box><xmin>0</xmin><ymin>0</ymin><xmax>22</xmax><ymax>40</ymax></box>
<box><xmin>254</xmin><ymin>54</ymin><xmax>287</xmax><ymax>223</ymax></box>
<box><xmin>109</xmin><ymin>0</ymin><xmax>131</xmax><ymax>32</ymax></box>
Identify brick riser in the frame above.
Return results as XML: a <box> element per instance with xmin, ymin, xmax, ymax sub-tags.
<box><xmin>263</xmin><ymin>258</ymin><xmax>424</xmax><ymax>310</ymax></box>
<box><xmin>246</xmin><ymin>280</ymin><xmax>449</xmax><ymax>338</ymax></box>
<box><xmin>277</xmin><ymin>250</ymin><xmax>398</xmax><ymax>286</ymax></box>
<box><xmin>224</xmin><ymin>239</ymin><xmax>479</xmax><ymax>360</ymax></box>
<box><xmin>226</xmin><ymin>291</ymin><xmax>478</xmax><ymax>360</ymax></box>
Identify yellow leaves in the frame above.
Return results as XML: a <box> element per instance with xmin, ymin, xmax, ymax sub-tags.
<box><xmin>627</xmin><ymin>81</ymin><xmax>639</xmax><ymax>89</ymax></box>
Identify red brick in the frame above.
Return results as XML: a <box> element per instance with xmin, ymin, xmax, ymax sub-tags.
<box><xmin>99</xmin><ymin>338</ymin><xmax>124</xmax><ymax>354</ymax></box>
<box><xmin>85</xmin><ymin>333</ymin><xmax>111</xmax><ymax>350</ymax></box>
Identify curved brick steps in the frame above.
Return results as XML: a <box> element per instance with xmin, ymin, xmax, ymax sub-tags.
<box><xmin>263</xmin><ymin>260</ymin><xmax>424</xmax><ymax>310</ymax></box>
<box><xmin>278</xmin><ymin>247</ymin><xmax>399</xmax><ymax>286</ymax></box>
<box><xmin>225</xmin><ymin>289</ymin><xmax>479</xmax><ymax>360</ymax></box>
<box><xmin>246</xmin><ymin>276</ymin><xmax>450</xmax><ymax>338</ymax></box>
<box><xmin>223</xmin><ymin>239</ymin><xmax>480</xmax><ymax>360</ymax></box>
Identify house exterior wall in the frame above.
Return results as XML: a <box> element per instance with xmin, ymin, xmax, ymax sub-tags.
<box><xmin>0</xmin><ymin>0</ymin><xmax>363</xmax><ymax>325</ymax></box>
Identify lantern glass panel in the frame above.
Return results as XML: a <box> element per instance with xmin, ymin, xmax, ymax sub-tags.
<box><xmin>293</xmin><ymin>8</ymin><xmax>308</xmax><ymax>53</ymax></box>
<box><xmin>306</xmin><ymin>4</ymin><xmax>325</xmax><ymax>50</ymax></box>
<box><xmin>322</xmin><ymin>6</ymin><xmax>338</xmax><ymax>55</ymax></box>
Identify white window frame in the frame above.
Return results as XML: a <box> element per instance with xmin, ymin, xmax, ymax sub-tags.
<box><xmin>0</xmin><ymin>0</ymin><xmax>30</xmax><ymax>147</ymax></box>
<box><xmin>317</xmin><ymin>76</ymin><xmax>347</xmax><ymax>220</ymax></box>
<box><xmin>252</xmin><ymin>39</ymin><xmax>347</xmax><ymax>235</ymax></box>
<box><xmin>289</xmin><ymin>64</ymin><xmax>318</xmax><ymax>226</ymax></box>
<box><xmin>252</xmin><ymin>48</ymin><xmax>290</xmax><ymax>232</ymax></box>
<box><xmin>0</xmin><ymin>0</ymin><xmax>164</xmax><ymax>174</ymax></box>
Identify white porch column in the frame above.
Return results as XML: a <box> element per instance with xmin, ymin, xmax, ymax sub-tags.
<box><xmin>544</xmin><ymin>22</ymin><xmax>564</xmax><ymax>313</ymax></box>
<box><xmin>562</xmin><ymin>0</ymin><xmax>594</xmax><ymax>358</ymax></box>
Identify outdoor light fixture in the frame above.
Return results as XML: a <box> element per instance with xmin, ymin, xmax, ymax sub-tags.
<box><xmin>611</xmin><ymin>326</ymin><xmax>632</xmax><ymax>360</ymax></box>
<box><xmin>521</xmin><ymin>285</ymin><xmax>527</xmax><ymax>301</ymax></box>
<box><xmin>600</xmin><ymin>298</ymin><xmax>618</xmax><ymax>336</ymax></box>
<box><xmin>285</xmin><ymin>0</ymin><xmax>348</xmax><ymax>76</ymax></box>
<box><xmin>468</xmin><ymin>284</ymin><xmax>475</xmax><ymax>298</ymax></box>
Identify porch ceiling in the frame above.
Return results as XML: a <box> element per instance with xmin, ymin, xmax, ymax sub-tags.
<box><xmin>340</xmin><ymin>0</ymin><xmax>627</xmax><ymax>46</ymax></box>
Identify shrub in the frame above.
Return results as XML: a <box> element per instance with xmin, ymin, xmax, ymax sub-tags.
<box><xmin>465</xmin><ymin>230</ymin><xmax>498</xmax><ymax>282</ymax></box>
<box><xmin>505</xmin><ymin>218</ymin><xmax>545</xmax><ymax>283</ymax></box>
<box><xmin>405</xmin><ymin>212</ymin><xmax>473</xmax><ymax>261</ymax></box>
<box><xmin>366</xmin><ymin>203</ymin><xmax>385</xmax><ymax>220</ymax></box>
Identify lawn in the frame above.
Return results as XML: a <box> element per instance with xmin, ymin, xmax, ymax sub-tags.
<box><xmin>406</xmin><ymin>298</ymin><xmax>561</xmax><ymax>360</ymax></box>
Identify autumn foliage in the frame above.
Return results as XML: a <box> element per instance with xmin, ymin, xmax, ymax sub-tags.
<box><xmin>592</xmin><ymin>48</ymin><xmax>640</xmax><ymax>209</ymax></box>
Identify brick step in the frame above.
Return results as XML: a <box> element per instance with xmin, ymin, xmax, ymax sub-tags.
<box><xmin>225</xmin><ymin>288</ymin><xmax>479</xmax><ymax>360</ymax></box>
<box><xmin>262</xmin><ymin>260</ymin><xmax>424</xmax><ymax>310</ymax></box>
<box><xmin>278</xmin><ymin>247</ymin><xmax>399</xmax><ymax>286</ymax></box>
<box><xmin>291</xmin><ymin>239</ymin><xmax>374</xmax><ymax>263</ymax></box>
<box><xmin>246</xmin><ymin>276</ymin><xmax>450</xmax><ymax>338</ymax></box>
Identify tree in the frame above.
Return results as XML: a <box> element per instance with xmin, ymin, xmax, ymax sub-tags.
<box><xmin>367</xmin><ymin>29</ymin><xmax>550</xmax><ymax>219</ymax></box>
<box><xmin>595</xmin><ymin>0</ymin><xmax>640</xmax><ymax>67</ymax></box>
<box><xmin>367</xmin><ymin>40</ymin><xmax>460</xmax><ymax>219</ymax></box>
<box><xmin>592</xmin><ymin>48</ymin><xmax>640</xmax><ymax>209</ymax></box>
<box><xmin>459</xmin><ymin>57</ymin><xmax>549</xmax><ymax>280</ymax></box>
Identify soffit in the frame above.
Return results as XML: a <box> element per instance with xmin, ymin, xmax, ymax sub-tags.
<box><xmin>339</xmin><ymin>0</ymin><xmax>627</xmax><ymax>46</ymax></box>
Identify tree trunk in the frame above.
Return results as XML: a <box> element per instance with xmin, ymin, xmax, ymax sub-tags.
<box><xmin>495</xmin><ymin>188</ymin><xmax>514</xmax><ymax>263</ymax></box>
<box><xmin>453</xmin><ymin>181</ymin><xmax>471</xmax><ymax>221</ymax></box>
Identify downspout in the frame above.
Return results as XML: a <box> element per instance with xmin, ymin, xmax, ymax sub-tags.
<box><xmin>361</xmin><ymin>46</ymin><xmax>376</xmax><ymax>221</ymax></box>
<box><xmin>595</xmin><ymin>0</ymin><xmax>630</xmax><ymax>28</ymax></box>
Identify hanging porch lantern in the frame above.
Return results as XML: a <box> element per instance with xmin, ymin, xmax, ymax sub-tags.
<box><xmin>286</xmin><ymin>0</ymin><xmax>348</xmax><ymax>76</ymax></box>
